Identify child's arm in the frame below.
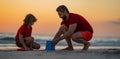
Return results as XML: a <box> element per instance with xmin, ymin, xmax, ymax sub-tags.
<box><xmin>19</xmin><ymin>34</ymin><xmax>30</xmax><ymax>50</ymax></box>
<box><xmin>29</xmin><ymin>37</ymin><xmax>34</xmax><ymax>50</ymax></box>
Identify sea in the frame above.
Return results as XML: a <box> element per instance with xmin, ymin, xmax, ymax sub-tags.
<box><xmin>0</xmin><ymin>33</ymin><xmax>120</xmax><ymax>47</ymax></box>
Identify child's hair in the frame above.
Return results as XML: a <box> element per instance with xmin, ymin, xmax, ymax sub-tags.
<box><xmin>24</xmin><ymin>14</ymin><xmax>37</xmax><ymax>26</ymax></box>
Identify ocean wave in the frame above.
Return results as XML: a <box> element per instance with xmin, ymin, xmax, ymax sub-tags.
<box><xmin>0</xmin><ymin>37</ymin><xmax>14</xmax><ymax>40</ymax></box>
<box><xmin>0</xmin><ymin>34</ymin><xmax>120</xmax><ymax>46</ymax></box>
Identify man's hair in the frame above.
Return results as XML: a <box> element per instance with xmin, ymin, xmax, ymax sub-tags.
<box><xmin>24</xmin><ymin>14</ymin><xmax>37</xmax><ymax>26</ymax></box>
<box><xmin>56</xmin><ymin>5</ymin><xmax>69</xmax><ymax>13</ymax></box>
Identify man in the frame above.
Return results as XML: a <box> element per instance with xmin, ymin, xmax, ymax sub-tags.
<box><xmin>52</xmin><ymin>5</ymin><xmax>93</xmax><ymax>51</ymax></box>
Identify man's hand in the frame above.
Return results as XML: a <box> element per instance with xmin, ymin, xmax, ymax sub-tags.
<box><xmin>52</xmin><ymin>37</ymin><xmax>64</xmax><ymax>46</ymax></box>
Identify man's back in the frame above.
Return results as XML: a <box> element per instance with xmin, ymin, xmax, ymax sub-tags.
<box><xmin>61</xmin><ymin>13</ymin><xmax>93</xmax><ymax>33</ymax></box>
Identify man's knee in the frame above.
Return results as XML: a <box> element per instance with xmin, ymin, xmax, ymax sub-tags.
<box><xmin>71</xmin><ymin>36</ymin><xmax>77</xmax><ymax>42</ymax></box>
<box><xmin>71</xmin><ymin>33</ymin><xmax>82</xmax><ymax>41</ymax></box>
<box><xmin>71</xmin><ymin>34</ymin><xmax>77</xmax><ymax>40</ymax></box>
<box><xmin>71</xmin><ymin>38</ymin><xmax>77</xmax><ymax>42</ymax></box>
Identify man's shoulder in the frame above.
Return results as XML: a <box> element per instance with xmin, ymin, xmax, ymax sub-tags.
<box><xmin>70</xmin><ymin>13</ymin><xmax>81</xmax><ymax>16</ymax></box>
<box><xmin>70</xmin><ymin>13</ymin><xmax>82</xmax><ymax>19</ymax></box>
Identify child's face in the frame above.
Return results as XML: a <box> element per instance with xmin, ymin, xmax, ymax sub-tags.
<box><xmin>29</xmin><ymin>17</ymin><xmax>36</xmax><ymax>26</ymax></box>
<box><xmin>29</xmin><ymin>21</ymin><xmax>35</xmax><ymax>26</ymax></box>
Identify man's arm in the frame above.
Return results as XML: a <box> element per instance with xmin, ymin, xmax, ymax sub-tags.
<box><xmin>60</xmin><ymin>23</ymin><xmax>77</xmax><ymax>39</ymax></box>
<box><xmin>52</xmin><ymin>25</ymin><xmax>67</xmax><ymax>46</ymax></box>
<box><xmin>53</xmin><ymin>25</ymin><xmax>66</xmax><ymax>40</ymax></box>
<box><xmin>53</xmin><ymin>27</ymin><xmax>62</xmax><ymax>40</ymax></box>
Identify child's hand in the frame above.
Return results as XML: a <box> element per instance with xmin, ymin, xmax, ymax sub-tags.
<box><xmin>30</xmin><ymin>47</ymin><xmax>33</xmax><ymax>50</ymax></box>
<box><xmin>24</xmin><ymin>46</ymin><xmax>30</xmax><ymax>51</ymax></box>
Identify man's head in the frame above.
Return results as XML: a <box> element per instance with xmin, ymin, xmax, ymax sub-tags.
<box><xmin>56</xmin><ymin>5</ymin><xmax>69</xmax><ymax>20</ymax></box>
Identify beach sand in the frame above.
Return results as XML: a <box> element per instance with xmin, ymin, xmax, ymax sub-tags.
<box><xmin>0</xmin><ymin>46</ymin><xmax>120</xmax><ymax>59</ymax></box>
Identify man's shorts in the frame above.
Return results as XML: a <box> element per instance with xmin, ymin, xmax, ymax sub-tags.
<box><xmin>80</xmin><ymin>31</ymin><xmax>93</xmax><ymax>41</ymax></box>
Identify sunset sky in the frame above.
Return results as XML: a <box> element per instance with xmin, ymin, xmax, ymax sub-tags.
<box><xmin>0</xmin><ymin>0</ymin><xmax>120</xmax><ymax>37</ymax></box>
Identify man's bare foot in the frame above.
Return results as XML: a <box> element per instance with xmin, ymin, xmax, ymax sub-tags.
<box><xmin>82</xmin><ymin>42</ymin><xmax>90</xmax><ymax>50</ymax></box>
<box><xmin>62</xmin><ymin>47</ymin><xmax>74</xmax><ymax>51</ymax></box>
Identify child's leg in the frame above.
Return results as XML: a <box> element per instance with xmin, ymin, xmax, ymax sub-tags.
<box><xmin>15</xmin><ymin>40</ymin><xmax>23</xmax><ymax>47</ymax></box>
<box><xmin>25</xmin><ymin>37</ymin><xmax>40</xmax><ymax>50</ymax></box>
<box><xmin>32</xmin><ymin>42</ymin><xmax>40</xmax><ymax>49</ymax></box>
<box><xmin>25</xmin><ymin>37</ymin><xmax>34</xmax><ymax>49</ymax></box>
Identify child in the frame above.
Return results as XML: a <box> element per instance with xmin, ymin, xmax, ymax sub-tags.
<box><xmin>15</xmin><ymin>14</ymin><xmax>40</xmax><ymax>51</ymax></box>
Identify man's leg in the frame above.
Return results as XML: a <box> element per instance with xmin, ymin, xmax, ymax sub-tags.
<box><xmin>71</xmin><ymin>32</ymin><xmax>90</xmax><ymax>50</ymax></box>
<box><xmin>63</xmin><ymin>37</ymin><xmax>73</xmax><ymax>50</ymax></box>
<box><xmin>60</xmin><ymin>25</ymin><xmax>73</xmax><ymax>50</ymax></box>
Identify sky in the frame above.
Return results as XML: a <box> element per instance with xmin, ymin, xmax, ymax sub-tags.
<box><xmin>0</xmin><ymin>0</ymin><xmax>120</xmax><ymax>37</ymax></box>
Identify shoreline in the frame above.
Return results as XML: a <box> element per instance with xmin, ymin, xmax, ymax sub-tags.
<box><xmin>0</xmin><ymin>45</ymin><xmax>120</xmax><ymax>51</ymax></box>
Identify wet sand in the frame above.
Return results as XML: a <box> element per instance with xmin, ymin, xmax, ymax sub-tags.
<box><xmin>0</xmin><ymin>46</ymin><xmax>120</xmax><ymax>59</ymax></box>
